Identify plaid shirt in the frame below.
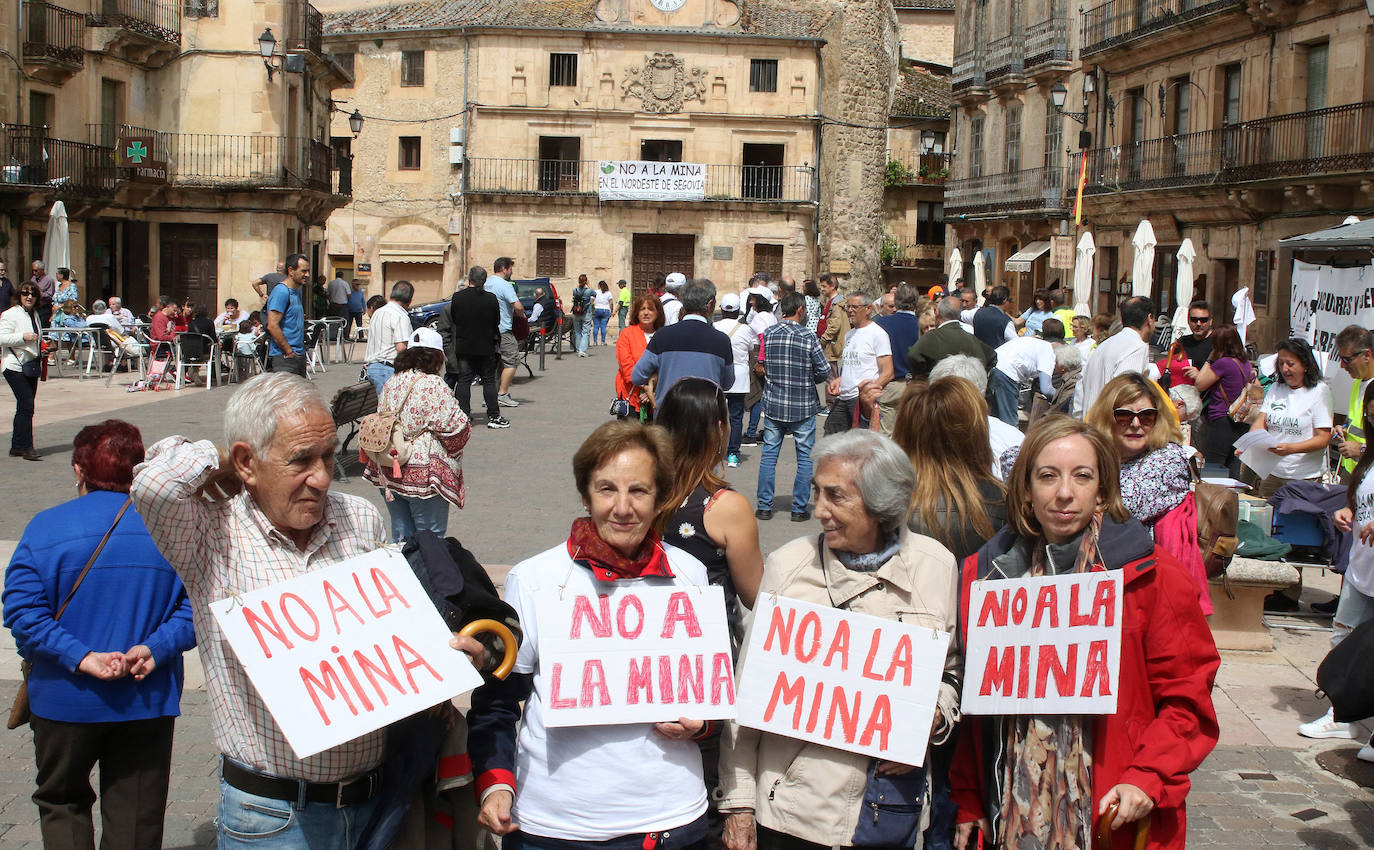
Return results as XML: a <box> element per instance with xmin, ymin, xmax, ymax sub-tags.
<box><xmin>132</xmin><ymin>437</ymin><xmax>389</xmax><ymax>782</ymax></box>
<box><xmin>759</xmin><ymin>319</ymin><xmax>830</xmax><ymax>422</ymax></box>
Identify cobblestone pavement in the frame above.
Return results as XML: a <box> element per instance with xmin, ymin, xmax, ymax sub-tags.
<box><xmin>0</xmin><ymin>342</ymin><xmax>1368</xmax><ymax>847</ymax></box>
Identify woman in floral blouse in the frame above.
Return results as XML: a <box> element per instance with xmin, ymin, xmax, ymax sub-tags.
<box><xmin>363</xmin><ymin>327</ymin><xmax>470</xmax><ymax>541</ymax></box>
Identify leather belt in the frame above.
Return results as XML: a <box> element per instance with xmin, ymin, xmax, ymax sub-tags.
<box><xmin>221</xmin><ymin>757</ymin><xmax>382</xmax><ymax>808</ymax></box>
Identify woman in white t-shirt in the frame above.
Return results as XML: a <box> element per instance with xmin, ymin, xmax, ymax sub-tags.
<box><xmin>470</xmin><ymin>422</ymin><xmax>715</xmax><ymax>850</ymax></box>
<box><xmin>1246</xmin><ymin>338</ymin><xmax>1333</xmax><ymax>498</ymax></box>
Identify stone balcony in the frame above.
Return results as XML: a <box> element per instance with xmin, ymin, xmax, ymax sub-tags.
<box><xmin>20</xmin><ymin>1</ymin><xmax>85</xmax><ymax>84</ymax></box>
<box><xmin>945</xmin><ymin>166</ymin><xmax>1068</xmax><ymax>219</ymax></box>
<box><xmin>1080</xmin><ymin>0</ymin><xmax>1245</xmax><ymax>58</ymax></box>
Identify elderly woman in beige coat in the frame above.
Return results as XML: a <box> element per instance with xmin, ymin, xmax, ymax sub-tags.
<box><xmin>719</xmin><ymin>429</ymin><xmax>961</xmax><ymax>850</ymax></box>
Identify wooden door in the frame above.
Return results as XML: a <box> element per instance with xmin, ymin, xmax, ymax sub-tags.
<box><xmin>158</xmin><ymin>223</ymin><xmax>218</xmax><ymax>308</ymax></box>
<box><xmin>631</xmin><ymin>234</ymin><xmax>695</xmax><ymax>298</ymax></box>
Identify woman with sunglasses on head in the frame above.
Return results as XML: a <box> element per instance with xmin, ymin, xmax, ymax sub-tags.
<box><xmin>0</xmin><ymin>285</ymin><xmax>44</xmax><ymax>460</ymax></box>
<box><xmin>1086</xmin><ymin>374</ymin><xmax>1209</xmax><ymax>611</ymax></box>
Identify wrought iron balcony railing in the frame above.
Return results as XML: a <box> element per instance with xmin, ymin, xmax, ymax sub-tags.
<box><xmin>22</xmin><ymin>1</ymin><xmax>85</xmax><ymax>65</ymax></box>
<box><xmin>1080</xmin><ymin>0</ymin><xmax>1244</xmax><ymax>56</ymax></box>
<box><xmin>945</xmin><ymin>166</ymin><xmax>1067</xmax><ymax>215</ymax></box>
<box><xmin>286</xmin><ymin>0</ymin><xmax>324</xmax><ymax>57</ymax></box>
<box><xmin>465</xmin><ymin>158</ymin><xmax>816</xmax><ymax>202</ymax></box>
<box><xmin>883</xmin><ymin>240</ymin><xmax>945</xmax><ymax>267</ymax></box>
<box><xmin>87</xmin><ymin>0</ymin><xmax>181</xmax><ymax>45</ymax></box>
<box><xmin>85</xmin><ymin>124</ymin><xmax>339</xmax><ymax>192</ymax></box>
<box><xmin>952</xmin><ymin>50</ymin><xmax>985</xmax><ymax>93</ymax></box>
<box><xmin>1025</xmin><ymin>17</ymin><xmax>1072</xmax><ymax>69</ymax></box>
<box><xmin>985</xmin><ymin>36</ymin><xmax>1024</xmax><ymax>82</ymax></box>
<box><xmin>1070</xmin><ymin>100</ymin><xmax>1374</xmax><ymax>193</ymax></box>
<box><xmin>0</xmin><ymin>125</ymin><xmax>115</xmax><ymax>196</ymax></box>
<box><xmin>886</xmin><ymin>153</ymin><xmax>949</xmax><ymax>185</ymax></box>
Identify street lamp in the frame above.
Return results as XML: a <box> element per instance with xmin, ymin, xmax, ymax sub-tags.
<box><xmin>920</xmin><ymin>129</ymin><xmax>935</xmax><ymax>154</ymax></box>
<box><xmin>258</xmin><ymin>27</ymin><xmax>277</xmax><ymax>81</ymax></box>
<box><xmin>1050</xmin><ymin>80</ymin><xmax>1088</xmax><ymax>125</ymax></box>
<box><xmin>348</xmin><ymin>109</ymin><xmax>364</xmax><ymax>137</ymax></box>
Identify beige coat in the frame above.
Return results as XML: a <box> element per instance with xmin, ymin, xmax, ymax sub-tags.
<box><xmin>819</xmin><ymin>297</ymin><xmax>851</xmax><ymax>362</ymax></box>
<box><xmin>718</xmin><ymin>528</ymin><xmax>961</xmax><ymax>846</ymax></box>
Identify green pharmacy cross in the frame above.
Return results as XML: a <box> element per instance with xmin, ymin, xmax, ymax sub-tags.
<box><xmin>125</xmin><ymin>141</ymin><xmax>148</xmax><ymax>164</ymax></box>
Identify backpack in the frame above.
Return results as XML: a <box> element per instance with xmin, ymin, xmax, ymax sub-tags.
<box><xmin>1318</xmin><ymin>615</ymin><xmax>1374</xmax><ymax>722</ymax></box>
<box><xmin>1191</xmin><ymin>457</ymin><xmax>1239</xmax><ymax>579</ymax></box>
<box><xmin>571</xmin><ymin>287</ymin><xmax>589</xmax><ymax>316</ymax></box>
<box><xmin>358</xmin><ymin>379</ymin><xmax>419</xmax><ymax>480</ymax></box>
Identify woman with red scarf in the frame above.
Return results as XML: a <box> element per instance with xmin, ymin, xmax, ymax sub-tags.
<box><xmin>467</xmin><ymin>420</ymin><xmax>716</xmax><ymax>850</ymax></box>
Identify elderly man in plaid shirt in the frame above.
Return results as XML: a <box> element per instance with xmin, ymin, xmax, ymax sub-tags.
<box><xmin>755</xmin><ymin>292</ymin><xmax>831</xmax><ymax>522</ymax></box>
<box><xmin>132</xmin><ymin>373</ymin><xmax>485</xmax><ymax>848</ymax></box>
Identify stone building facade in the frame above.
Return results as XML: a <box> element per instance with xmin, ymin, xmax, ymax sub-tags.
<box><xmin>1</xmin><ymin>0</ymin><xmax>349</xmax><ymax>311</ymax></box>
<box><xmin>895</xmin><ymin>0</ymin><xmax>955</xmax><ymax>67</ymax></box>
<box><xmin>883</xmin><ymin>62</ymin><xmax>951</xmax><ymax>289</ymax></box>
<box><xmin>322</xmin><ymin>0</ymin><xmax>904</xmax><ymax>301</ymax></box>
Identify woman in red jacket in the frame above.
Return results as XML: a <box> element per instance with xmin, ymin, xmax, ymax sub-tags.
<box><xmin>952</xmin><ymin>415</ymin><xmax>1219</xmax><ymax>850</ymax></box>
<box><xmin>614</xmin><ymin>294</ymin><xmax>664</xmax><ymax>420</ymax></box>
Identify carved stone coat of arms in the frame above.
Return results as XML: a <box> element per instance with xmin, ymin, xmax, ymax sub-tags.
<box><xmin>621</xmin><ymin>53</ymin><xmax>707</xmax><ymax>114</ymax></box>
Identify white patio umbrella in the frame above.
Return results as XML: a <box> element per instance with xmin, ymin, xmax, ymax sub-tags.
<box><xmin>1170</xmin><ymin>238</ymin><xmax>1197</xmax><ymax>341</ymax></box>
<box><xmin>1072</xmin><ymin>231</ymin><xmax>1095</xmax><ymax>315</ymax></box>
<box><xmin>972</xmin><ymin>249</ymin><xmax>986</xmax><ymax>292</ymax></box>
<box><xmin>948</xmin><ymin>247</ymin><xmax>963</xmax><ymax>284</ymax></box>
<box><xmin>42</xmin><ymin>201</ymin><xmax>70</xmax><ymax>272</ymax></box>
<box><xmin>1130</xmin><ymin>219</ymin><xmax>1155</xmax><ymax>297</ymax></box>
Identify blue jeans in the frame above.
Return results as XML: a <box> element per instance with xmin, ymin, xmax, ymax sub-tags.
<box><xmin>756</xmin><ymin>415</ymin><xmax>816</xmax><ymax>513</ymax></box>
<box><xmin>572</xmin><ymin>314</ymin><xmax>590</xmax><ymax>352</ymax></box>
<box><xmin>990</xmin><ymin>368</ymin><xmax>1020</xmax><ymax>426</ymax></box>
<box><xmin>593</xmin><ymin>308</ymin><xmax>610</xmax><ymax>344</ymax></box>
<box><xmin>726</xmin><ymin>394</ymin><xmax>745</xmax><ymax>455</ymax></box>
<box><xmin>746</xmin><ymin>399</ymin><xmax>764</xmax><ymax>436</ymax></box>
<box><xmin>217</xmin><ymin>777</ymin><xmax>379</xmax><ymax>848</ymax></box>
<box><xmin>382</xmin><ymin>492</ymin><xmax>450</xmax><ymax>542</ymax></box>
<box><xmin>364</xmin><ymin>362</ymin><xmax>394</xmax><ymax>398</ymax></box>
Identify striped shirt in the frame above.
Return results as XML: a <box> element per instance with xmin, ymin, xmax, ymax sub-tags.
<box><xmin>132</xmin><ymin>437</ymin><xmax>389</xmax><ymax>782</ymax></box>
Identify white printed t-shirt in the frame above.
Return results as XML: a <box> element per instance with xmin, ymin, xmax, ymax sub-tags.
<box><xmin>1262</xmin><ymin>382</ymin><xmax>1333</xmax><ymax>480</ymax></box>
<box><xmin>1346</xmin><ymin>473</ymin><xmax>1374</xmax><ymax>596</ymax></box>
<box><xmin>837</xmin><ymin>323</ymin><xmax>892</xmax><ymax>401</ymax></box>
<box><xmin>504</xmin><ymin>543</ymin><xmax>710</xmax><ymax>841</ymax></box>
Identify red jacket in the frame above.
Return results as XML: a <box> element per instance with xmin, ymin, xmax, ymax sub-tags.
<box><xmin>951</xmin><ymin>518</ymin><xmax>1220</xmax><ymax>850</ymax></box>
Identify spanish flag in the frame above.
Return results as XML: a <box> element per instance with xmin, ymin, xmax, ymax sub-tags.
<box><xmin>1073</xmin><ymin>153</ymin><xmax>1088</xmax><ymax>225</ymax></box>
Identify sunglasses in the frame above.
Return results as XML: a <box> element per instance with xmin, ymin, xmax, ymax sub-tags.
<box><xmin>1188</xmin><ymin>316</ymin><xmax>1211</xmax><ymax>324</ymax></box>
<box><xmin>1339</xmin><ymin>350</ymin><xmax>1371</xmax><ymax>365</ymax></box>
<box><xmin>1113</xmin><ymin>407</ymin><xmax>1158</xmax><ymax>428</ymax></box>
<box><xmin>18</xmin><ymin>290</ymin><xmax>37</xmax><ymax>298</ymax></box>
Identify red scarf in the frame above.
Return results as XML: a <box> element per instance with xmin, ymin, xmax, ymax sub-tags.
<box><xmin>566</xmin><ymin>517</ymin><xmax>673</xmax><ymax>582</ymax></box>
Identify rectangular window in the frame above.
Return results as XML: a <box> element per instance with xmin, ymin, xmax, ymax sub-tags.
<box><xmin>335</xmin><ymin>52</ymin><xmax>355</xmax><ymax>80</ymax></box>
<box><xmin>1004</xmin><ymin>104</ymin><xmax>1021</xmax><ymax>173</ymax></box>
<box><xmin>549</xmin><ymin>53</ymin><xmax>578</xmax><ymax>87</ymax></box>
<box><xmin>916</xmin><ymin>202</ymin><xmax>944</xmax><ymax>245</ymax></box>
<box><xmin>538</xmin><ymin>136</ymin><xmax>582</xmax><ymax>191</ymax></box>
<box><xmin>753</xmin><ymin>244</ymin><xmax>784</xmax><ymax>279</ymax></box>
<box><xmin>749</xmin><ymin>59</ymin><xmax>778</xmax><ymax>93</ymax></box>
<box><xmin>1222</xmin><ymin>63</ymin><xmax>1242</xmax><ymax>125</ymax></box>
<box><xmin>1168</xmin><ymin>75</ymin><xmax>1190</xmax><ymax>136</ymax></box>
<box><xmin>28</xmin><ymin>91</ymin><xmax>52</xmax><ymax>129</ymax></box>
<box><xmin>401</xmin><ymin>50</ymin><xmax>425</xmax><ymax>87</ymax></box>
<box><xmin>398</xmin><ymin>136</ymin><xmax>421</xmax><ymax>170</ymax></box>
<box><xmin>1305</xmin><ymin>42</ymin><xmax>1328</xmax><ymax>111</ymax></box>
<box><xmin>640</xmin><ymin>139</ymin><xmax>683</xmax><ymax>162</ymax></box>
<box><xmin>741</xmin><ymin>142</ymin><xmax>784</xmax><ymax>200</ymax></box>
<box><xmin>1043</xmin><ymin>104</ymin><xmax>1062</xmax><ymax>169</ymax></box>
<box><xmin>969</xmin><ymin>116</ymin><xmax>985</xmax><ymax>178</ymax></box>
<box><xmin>536</xmin><ymin>239</ymin><xmax>566</xmax><ymax>277</ymax></box>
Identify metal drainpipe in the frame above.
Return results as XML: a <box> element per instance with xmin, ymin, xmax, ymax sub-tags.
<box><xmin>812</xmin><ymin>41</ymin><xmax>824</xmax><ymax>273</ymax></box>
<box><xmin>460</xmin><ymin>28</ymin><xmax>470</xmax><ymax>274</ymax></box>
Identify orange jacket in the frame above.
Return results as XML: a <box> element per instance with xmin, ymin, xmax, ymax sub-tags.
<box><xmin>616</xmin><ymin>325</ymin><xmax>650</xmax><ymax>411</ymax></box>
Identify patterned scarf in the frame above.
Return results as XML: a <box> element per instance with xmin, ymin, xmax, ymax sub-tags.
<box><xmin>831</xmin><ymin>532</ymin><xmax>903</xmax><ymax>572</ymax></box>
<box><xmin>566</xmin><ymin>517</ymin><xmax>673</xmax><ymax>582</ymax></box>
<box><xmin>999</xmin><ymin>513</ymin><xmax>1102</xmax><ymax>850</ymax></box>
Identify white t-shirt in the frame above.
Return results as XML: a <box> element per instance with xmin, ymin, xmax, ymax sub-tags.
<box><xmin>593</xmin><ymin>290</ymin><xmax>615</xmax><ymax>311</ymax></box>
<box><xmin>364</xmin><ymin>301</ymin><xmax>412</xmax><ymax>365</ymax></box>
<box><xmin>504</xmin><ymin>544</ymin><xmax>711</xmax><ymax>841</ymax></box>
<box><xmin>838</xmin><ymin>322</ymin><xmax>892</xmax><ymax>400</ymax></box>
<box><xmin>661</xmin><ymin>294</ymin><xmax>682</xmax><ymax>325</ymax></box>
<box><xmin>988</xmin><ymin>416</ymin><xmax>1025</xmax><ymax>480</ymax></box>
<box><xmin>714</xmin><ymin>317</ymin><xmax>754</xmax><ymax>394</ymax></box>
<box><xmin>1262</xmin><ymin>382</ymin><xmax>1334</xmax><ymax>480</ymax></box>
<box><xmin>1346</xmin><ymin>473</ymin><xmax>1374</xmax><ymax>596</ymax></box>
<box><xmin>994</xmin><ymin>336</ymin><xmax>1055</xmax><ymax>383</ymax></box>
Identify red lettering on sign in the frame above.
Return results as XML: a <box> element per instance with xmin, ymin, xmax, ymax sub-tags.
<box><xmin>764</xmin><ymin>605</ymin><xmax>795</xmax><ymax>653</ymax></box>
<box><xmin>977</xmin><ymin>589</ymin><xmax>1008</xmax><ymax>627</ymax></box>
<box><xmin>825</xmin><ymin>685</ymin><xmax>860</xmax><ymax>743</ymax></box>
<box><xmin>582</xmin><ymin>659</ymin><xmax>611</xmax><ymax>707</ymax></box>
<box><xmin>244</xmin><ymin>602</ymin><xmax>293</xmax><ymax>659</ymax></box>
<box><xmin>1011</xmin><ymin>587</ymin><xmax>1028</xmax><ymax>625</ymax></box>
<box><xmin>371</xmin><ymin>567</ymin><xmax>411</xmax><ymax>613</ymax></box>
<box><xmin>280</xmin><ymin>593</ymin><xmax>320</xmax><ymax>642</ymax></box>
<box><xmin>550</xmin><ymin>663</ymin><xmax>577</xmax><ymax>708</ymax></box>
<box><xmin>861</xmin><ymin>629</ymin><xmax>885</xmax><ymax>681</ymax></box>
<box><xmin>1017</xmin><ymin>644</ymin><xmax>1030</xmax><ymax>698</ymax></box>
<box><xmin>1081</xmin><ymin>639</ymin><xmax>1112</xmax><ymax>697</ymax></box>
<box><xmin>858</xmin><ymin>694</ymin><xmax>892</xmax><ymax>750</ymax></box>
<box><xmin>627</xmin><ymin>657</ymin><xmax>653</xmax><ymax>704</ymax></box>
<box><xmin>764</xmin><ymin>671</ymin><xmax>806</xmax><ymax>728</ymax></box>
<box><xmin>804</xmin><ymin>681</ymin><xmax>824</xmax><ymax>733</ymax></box>
<box><xmin>979</xmin><ymin>646</ymin><xmax>1015</xmax><ymax>696</ymax></box>
<box><xmin>661</xmin><ymin>592</ymin><xmax>702</xmax><ymax>639</ymax></box>
<box><xmin>711</xmin><ymin>652</ymin><xmax>735</xmax><ymax>705</ymax></box>
<box><xmin>354</xmin><ymin>643</ymin><xmax>407</xmax><ymax>706</ymax></box>
<box><xmin>323</xmin><ymin>581</ymin><xmax>366</xmax><ymax>634</ymax></box>
<box><xmin>678</xmin><ymin>655</ymin><xmax>704</xmax><ymax>704</ymax></box>
<box><xmin>571</xmin><ymin>595</ymin><xmax>612</xmax><ymax>638</ymax></box>
<box><xmin>394</xmin><ymin>634</ymin><xmax>443</xmax><ymax>693</ymax></box>
<box><xmin>658</xmin><ymin>656</ymin><xmax>675</xmax><ymax>703</ymax></box>
<box><xmin>1035</xmin><ymin>643</ymin><xmax>1077</xmax><ymax>699</ymax></box>
<box><xmin>1069</xmin><ymin>579</ymin><xmax>1116</xmax><ymax>627</ymax></box>
<box><xmin>354</xmin><ymin>571</ymin><xmax>388</xmax><ymax>618</ymax></box>
<box><xmin>823</xmin><ymin>619</ymin><xmax>851</xmax><ymax>671</ymax></box>
<box><xmin>333</xmin><ymin>646</ymin><xmax>375</xmax><ymax>713</ymax></box>
<box><xmin>885</xmin><ymin>635</ymin><xmax>913</xmax><ymax>686</ymax></box>
<box><xmin>1032</xmin><ymin>585</ymin><xmax>1059</xmax><ymax>628</ymax></box>
<box><xmin>617</xmin><ymin>595</ymin><xmax>645</xmax><ymax>639</ymax></box>
<box><xmin>300</xmin><ymin>661</ymin><xmax>358</xmax><ymax>725</ymax></box>
<box><xmin>795</xmin><ymin>612</ymin><xmax>822</xmax><ymax>662</ymax></box>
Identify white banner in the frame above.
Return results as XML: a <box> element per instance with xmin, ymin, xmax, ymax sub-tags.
<box><xmin>534</xmin><ymin>585</ymin><xmax>736</xmax><ymax>727</ymax></box>
<box><xmin>961</xmin><ymin>572</ymin><xmax>1122</xmax><ymax>716</ymax></box>
<box><xmin>1290</xmin><ymin>260</ymin><xmax>1374</xmax><ymax>415</ymax></box>
<box><xmin>735</xmin><ymin>595</ymin><xmax>949</xmax><ymax>766</ymax></box>
<box><xmin>210</xmin><ymin>549</ymin><xmax>483</xmax><ymax>759</ymax></box>
<box><xmin>597</xmin><ymin>160</ymin><xmax>706</xmax><ymax>201</ymax></box>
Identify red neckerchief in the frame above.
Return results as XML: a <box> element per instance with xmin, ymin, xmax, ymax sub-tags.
<box><xmin>566</xmin><ymin>517</ymin><xmax>673</xmax><ymax>582</ymax></box>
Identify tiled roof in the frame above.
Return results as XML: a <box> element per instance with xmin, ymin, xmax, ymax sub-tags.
<box><xmin>324</xmin><ymin>0</ymin><xmax>836</xmax><ymax>38</ymax></box>
<box><xmin>891</xmin><ymin>63</ymin><xmax>950</xmax><ymax>118</ymax></box>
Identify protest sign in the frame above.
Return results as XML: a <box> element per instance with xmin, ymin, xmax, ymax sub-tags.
<box><xmin>210</xmin><ymin>548</ymin><xmax>483</xmax><ymax>759</ymax></box>
<box><xmin>1290</xmin><ymin>260</ymin><xmax>1374</xmax><ymax>414</ymax></box>
<box><xmin>735</xmin><ymin>595</ymin><xmax>950</xmax><ymax>766</ymax></box>
<box><xmin>598</xmin><ymin>160</ymin><xmax>707</xmax><ymax>201</ymax></box>
<box><xmin>534</xmin><ymin>585</ymin><xmax>736</xmax><ymax>727</ymax></box>
<box><xmin>962</xmin><ymin>571</ymin><xmax>1122</xmax><ymax>715</ymax></box>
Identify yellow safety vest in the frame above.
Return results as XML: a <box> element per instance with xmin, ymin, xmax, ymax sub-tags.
<box><xmin>1344</xmin><ymin>379</ymin><xmax>1369</xmax><ymax>473</ymax></box>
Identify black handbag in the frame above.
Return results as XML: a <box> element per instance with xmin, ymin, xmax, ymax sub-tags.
<box><xmin>19</xmin><ymin>357</ymin><xmax>41</xmax><ymax>379</ymax></box>
<box><xmin>1317</xmin><ymin>615</ymin><xmax>1374</xmax><ymax>723</ymax></box>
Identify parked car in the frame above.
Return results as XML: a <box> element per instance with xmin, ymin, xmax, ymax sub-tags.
<box><xmin>408</xmin><ymin>277</ymin><xmax>564</xmax><ymax>330</ymax></box>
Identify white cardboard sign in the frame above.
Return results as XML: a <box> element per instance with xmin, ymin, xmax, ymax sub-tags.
<box><xmin>597</xmin><ymin>160</ymin><xmax>707</xmax><ymax>201</ymax></box>
<box><xmin>210</xmin><ymin>548</ymin><xmax>483</xmax><ymax>759</ymax></box>
<box><xmin>735</xmin><ymin>595</ymin><xmax>950</xmax><ymax>766</ymax></box>
<box><xmin>534</xmin><ymin>584</ymin><xmax>737</xmax><ymax>727</ymax></box>
<box><xmin>961</xmin><ymin>572</ymin><xmax>1123</xmax><ymax>716</ymax></box>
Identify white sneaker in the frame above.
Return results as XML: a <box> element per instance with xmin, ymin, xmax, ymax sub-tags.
<box><xmin>1298</xmin><ymin>707</ymin><xmax>1355</xmax><ymax>739</ymax></box>
<box><xmin>1358</xmin><ymin>742</ymin><xmax>1374</xmax><ymax>763</ymax></box>
<box><xmin>497</xmin><ymin>393</ymin><xmax>519</xmax><ymax>408</ymax></box>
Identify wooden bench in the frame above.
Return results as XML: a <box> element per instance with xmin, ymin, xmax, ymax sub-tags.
<box><xmin>330</xmin><ymin>380</ymin><xmax>378</xmax><ymax>482</ymax></box>
<box><xmin>1208</xmin><ymin>557</ymin><xmax>1301</xmax><ymax>651</ymax></box>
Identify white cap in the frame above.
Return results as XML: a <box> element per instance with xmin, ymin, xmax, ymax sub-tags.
<box><xmin>720</xmin><ymin>293</ymin><xmax>740</xmax><ymax>312</ymax></box>
<box><xmin>410</xmin><ymin>327</ymin><xmax>444</xmax><ymax>352</ymax></box>
<box><xmin>665</xmin><ymin>272</ymin><xmax>686</xmax><ymax>289</ymax></box>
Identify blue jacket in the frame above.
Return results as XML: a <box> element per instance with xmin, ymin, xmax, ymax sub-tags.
<box><xmin>3</xmin><ymin>490</ymin><xmax>196</xmax><ymax>722</ymax></box>
<box><xmin>631</xmin><ymin>314</ymin><xmax>734</xmax><ymax>408</ymax></box>
<box><xmin>874</xmin><ymin>312</ymin><xmax>921</xmax><ymax>379</ymax></box>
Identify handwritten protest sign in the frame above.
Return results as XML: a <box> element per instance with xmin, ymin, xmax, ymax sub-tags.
<box><xmin>962</xmin><ymin>572</ymin><xmax>1122</xmax><ymax>715</ymax></box>
<box><xmin>735</xmin><ymin>595</ymin><xmax>950</xmax><ymax>766</ymax></box>
<box><xmin>534</xmin><ymin>585</ymin><xmax>736</xmax><ymax>727</ymax></box>
<box><xmin>210</xmin><ymin>548</ymin><xmax>483</xmax><ymax>759</ymax></box>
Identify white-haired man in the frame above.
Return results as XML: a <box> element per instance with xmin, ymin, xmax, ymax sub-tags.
<box><xmin>929</xmin><ymin>354</ymin><xmax>1024</xmax><ymax>480</ymax></box>
<box><xmin>132</xmin><ymin>373</ymin><xmax>484</xmax><ymax>847</ymax></box>
<box><xmin>824</xmin><ymin>291</ymin><xmax>892</xmax><ymax>435</ymax></box>
<box><xmin>107</xmin><ymin>296</ymin><xmax>136</xmax><ymax>331</ymax></box>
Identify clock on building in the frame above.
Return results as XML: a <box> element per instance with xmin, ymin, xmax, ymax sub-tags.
<box><xmin>650</xmin><ymin>0</ymin><xmax>687</xmax><ymax>11</ymax></box>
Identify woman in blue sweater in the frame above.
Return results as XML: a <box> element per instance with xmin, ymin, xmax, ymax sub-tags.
<box><xmin>3</xmin><ymin>419</ymin><xmax>196</xmax><ymax>849</ymax></box>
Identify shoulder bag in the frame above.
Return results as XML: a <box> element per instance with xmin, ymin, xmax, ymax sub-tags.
<box><xmin>9</xmin><ymin>498</ymin><xmax>131</xmax><ymax>729</ymax></box>
<box><xmin>359</xmin><ymin>377</ymin><xmax>421</xmax><ymax>481</ymax></box>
